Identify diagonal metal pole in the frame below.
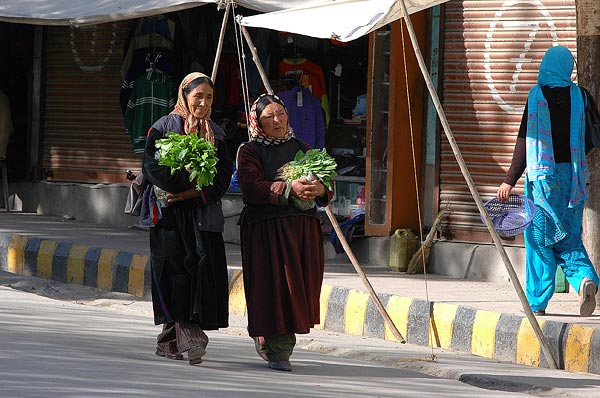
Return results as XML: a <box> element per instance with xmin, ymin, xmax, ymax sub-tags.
<box><xmin>239</xmin><ymin>23</ymin><xmax>407</xmax><ymax>344</ymax></box>
<box><xmin>324</xmin><ymin>206</ymin><xmax>407</xmax><ymax>344</ymax></box>
<box><xmin>396</xmin><ymin>0</ymin><xmax>557</xmax><ymax>368</ymax></box>
<box><xmin>211</xmin><ymin>0</ymin><xmax>232</xmax><ymax>83</ymax></box>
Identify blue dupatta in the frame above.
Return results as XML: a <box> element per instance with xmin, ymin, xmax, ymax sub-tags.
<box><xmin>525</xmin><ymin>46</ymin><xmax>588</xmax><ymax>244</ymax></box>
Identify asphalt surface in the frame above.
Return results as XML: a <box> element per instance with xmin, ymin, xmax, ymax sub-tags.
<box><xmin>2</xmin><ymin>211</ymin><xmax>600</xmax><ymax>382</ymax></box>
<box><xmin>0</xmin><ymin>212</ymin><xmax>595</xmax><ymax>325</ymax></box>
<box><xmin>3</xmin><ymin>270</ymin><xmax>600</xmax><ymax>397</ymax></box>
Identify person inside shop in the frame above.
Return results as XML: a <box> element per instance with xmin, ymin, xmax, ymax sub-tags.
<box><xmin>497</xmin><ymin>46</ymin><xmax>599</xmax><ymax>317</ymax></box>
<box><xmin>236</xmin><ymin>94</ymin><xmax>333</xmax><ymax>372</ymax></box>
<box><xmin>142</xmin><ymin>72</ymin><xmax>232</xmax><ymax>365</ymax></box>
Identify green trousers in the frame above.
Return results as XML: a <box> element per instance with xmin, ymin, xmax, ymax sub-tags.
<box><xmin>264</xmin><ymin>334</ymin><xmax>296</xmax><ymax>361</ymax></box>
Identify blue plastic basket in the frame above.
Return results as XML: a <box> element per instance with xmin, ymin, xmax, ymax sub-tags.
<box><xmin>481</xmin><ymin>194</ymin><xmax>536</xmax><ymax>237</ymax></box>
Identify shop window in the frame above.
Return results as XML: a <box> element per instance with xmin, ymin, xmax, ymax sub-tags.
<box><xmin>270</xmin><ymin>32</ymin><xmax>369</xmax><ymax>223</ymax></box>
<box><xmin>368</xmin><ymin>26</ymin><xmax>391</xmax><ymax>226</ymax></box>
<box><xmin>365</xmin><ymin>16</ymin><xmax>426</xmax><ymax>237</ymax></box>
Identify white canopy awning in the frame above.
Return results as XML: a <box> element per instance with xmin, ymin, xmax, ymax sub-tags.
<box><xmin>0</xmin><ymin>1</ymin><xmax>448</xmax><ymax>40</ymax></box>
<box><xmin>238</xmin><ymin>0</ymin><xmax>450</xmax><ymax>42</ymax></box>
<box><xmin>0</xmin><ymin>1</ymin><xmax>213</xmax><ymax>27</ymax></box>
<box><xmin>0</xmin><ymin>1</ymin><xmax>362</xmax><ymax>27</ymax></box>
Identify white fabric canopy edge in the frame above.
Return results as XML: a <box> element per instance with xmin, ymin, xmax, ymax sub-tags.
<box><xmin>0</xmin><ymin>0</ymin><xmax>351</xmax><ymax>27</ymax></box>
<box><xmin>0</xmin><ymin>1</ymin><xmax>210</xmax><ymax>27</ymax></box>
<box><xmin>239</xmin><ymin>0</ymin><xmax>450</xmax><ymax>42</ymax></box>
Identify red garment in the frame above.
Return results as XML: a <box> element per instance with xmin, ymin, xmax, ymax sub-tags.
<box><xmin>279</xmin><ymin>58</ymin><xmax>326</xmax><ymax>100</ymax></box>
<box><xmin>218</xmin><ymin>54</ymin><xmax>242</xmax><ymax>108</ymax></box>
<box><xmin>241</xmin><ymin>215</ymin><xmax>325</xmax><ymax>336</ymax></box>
<box><xmin>237</xmin><ymin>141</ymin><xmax>331</xmax><ymax>337</ymax></box>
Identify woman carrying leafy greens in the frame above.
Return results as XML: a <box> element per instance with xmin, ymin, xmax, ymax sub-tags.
<box><xmin>237</xmin><ymin>94</ymin><xmax>335</xmax><ymax>372</ymax></box>
<box><xmin>142</xmin><ymin>72</ymin><xmax>232</xmax><ymax>365</ymax></box>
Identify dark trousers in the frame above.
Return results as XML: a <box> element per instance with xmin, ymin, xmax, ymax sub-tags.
<box><xmin>156</xmin><ymin>321</ymin><xmax>208</xmax><ymax>354</ymax></box>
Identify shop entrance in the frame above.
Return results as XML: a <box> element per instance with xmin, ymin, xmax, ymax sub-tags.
<box><xmin>0</xmin><ymin>22</ymin><xmax>34</xmax><ymax>180</ymax></box>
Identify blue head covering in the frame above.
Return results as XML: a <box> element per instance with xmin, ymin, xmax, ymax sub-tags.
<box><xmin>525</xmin><ymin>46</ymin><xmax>587</xmax><ymax>213</ymax></box>
<box><xmin>538</xmin><ymin>46</ymin><xmax>575</xmax><ymax>87</ymax></box>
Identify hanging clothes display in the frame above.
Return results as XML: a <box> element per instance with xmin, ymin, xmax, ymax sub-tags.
<box><xmin>218</xmin><ymin>53</ymin><xmax>242</xmax><ymax>109</ymax></box>
<box><xmin>277</xmin><ymin>85</ymin><xmax>325</xmax><ymax>149</ymax></box>
<box><xmin>120</xmin><ymin>15</ymin><xmax>178</xmax><ymax>154</ymax></box>
<box><xmin>279</xmin><ymin>57</ymin><xmax>330</xmax><ymax>126</ymax></box>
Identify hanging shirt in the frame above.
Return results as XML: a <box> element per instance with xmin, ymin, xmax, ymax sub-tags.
<box><xmin>279</xmin><ymin>58</ymin><xmax>330</xmax><ymax>126</ymax></box>
<box><xmin>121</xmin><ymin>15</ymin><xmax>176</xmax><ymax>80</ymax></box>
<box><xmin>120</xmin><ymin>47</ymin><xmax>177</xmax><ymax>116</ymax></box>
<box><xmin>125</xmin><ymin>70</ymin><xmax>176</xmax><ymax>154</ymax></box>
<box><xmin>120</xmin><ymin>15</ymin><xmax>178</xmax><ymax>153</ymax></box>
<box><xmin>218</xmin><ymin>53</ymin><xmax>242</xmax><ymax>108</ymax></box>
<box><xmin>278</xmin><ymin>86</ymin><xmax>326</xmax><ymax>149</ymax></box>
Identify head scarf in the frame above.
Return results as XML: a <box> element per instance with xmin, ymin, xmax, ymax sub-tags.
<box><xmin>170</xmin><ymin>72</ymin><xmax>214</xmax><ymax>144</ymax></box>
<box><xmin>525</xmin><ymin>46</ymin><xmax>587</xmax><ymax>242</ymax></box>
<box><xmin>248</xmin><ymin>94</ymin><xmax>294</xmax><ymax>146</ymax></box>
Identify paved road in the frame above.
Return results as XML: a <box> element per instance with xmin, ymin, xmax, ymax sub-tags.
<box><xmin>2</xmin><ymin>271</ymin><xmax>600</xmax><ymax>397</ymax></box>
<box><xmin>1</xmin><ymin>212</ymin><xmax>597</xmax><ymax>326</ymax></box>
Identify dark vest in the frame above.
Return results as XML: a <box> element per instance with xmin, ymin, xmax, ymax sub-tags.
<box><xmin>240</xmin><ymin>138</ymin><xmax>319</xmax><ymax>225</ymax></box>
<box><xmin>151</xmin><ymin>114</ymin><xmax>227</xmax><ymax>233</ymax></box>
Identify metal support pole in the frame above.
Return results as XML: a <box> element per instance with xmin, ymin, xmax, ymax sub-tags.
<box><xmin>396</xmin><ymin>0</ymin><xmax>557</xmax><ymax>369</ymax></box>
<box><xmin>211</xmin><ymin>1</ymin><xmax>232</xmax><ymax>83</ymax></box>
<box><xmin>239</xmin><ymin>22</ymin><xmax>407</xmax><ymax>344</ymax></box>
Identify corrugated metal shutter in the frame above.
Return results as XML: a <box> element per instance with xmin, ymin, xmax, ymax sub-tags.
<box><xmin>440</xmin><ymin>0</ymin><xmax>576</xmax><ymax>243</ymax></box>
<box><xmin>43</xmin><ymin>21</ymin><xmax>143</xmax><ymax>183</ymax></box>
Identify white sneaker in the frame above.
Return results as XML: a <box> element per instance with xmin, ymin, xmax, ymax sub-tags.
<box><xmin>579</xmin><ymin>278</ymin><xmax>597</xmax><ymax>317</ymax></box>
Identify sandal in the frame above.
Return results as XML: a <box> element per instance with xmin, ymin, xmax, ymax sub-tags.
<box><xmin>252</xmin><ymin>336</ymin><xmax>269</xmax><ymax>361</ymax></box>
<box><xmin>155</xmin><ymin>349</ymin><xmax>184</xmax><ymax>360</ymax></box>
<box><xmin>579</xmin><ymin>278</ymin><xmax>597</xmax><ymax>317</ymax></box>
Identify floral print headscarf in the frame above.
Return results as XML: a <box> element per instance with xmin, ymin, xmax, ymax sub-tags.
<box><xmin>248</xmin><ymin>94</ymin><xmax>294</xmax><ymax>146</ymax></box>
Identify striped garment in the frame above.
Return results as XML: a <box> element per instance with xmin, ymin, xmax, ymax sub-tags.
<box><xmin>125</xmin><ymin>70</ymin><xmax>176</xmax><ymax>154</ymax></box>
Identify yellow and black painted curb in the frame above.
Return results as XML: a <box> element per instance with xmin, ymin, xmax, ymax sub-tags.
<box><xmin>2</xmin><ymin>232</ymin><xmax>599</xmax><ymax>375</ymax></box>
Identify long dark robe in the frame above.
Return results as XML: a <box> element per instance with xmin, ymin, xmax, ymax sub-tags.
<box><xmin>143</xmin><ymin>115</ymin><xmax>231</xmax><ymax>329</ymax></box>
<box><xmin>237</xmin><ymin>139</ymin><xmax>333</xmax><ymax>337</ymax></box>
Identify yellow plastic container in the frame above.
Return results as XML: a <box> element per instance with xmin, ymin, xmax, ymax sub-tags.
<box><xmin>389</xmin><ymin>229</ymin><xmax>417</xmax><ymax>272</ymax></box>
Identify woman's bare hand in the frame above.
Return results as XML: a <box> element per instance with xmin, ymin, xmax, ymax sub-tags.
<box><xmin>497</xmin><ymin>183</ymin><xmax>513</xmax><ymax>201</ymax></box>
<box><xmin>167</xmin><ymin>188</ymin><xmax>201</xmax><ymax>203</ymax></box>
<box><xmin>291</xmin><ymin>177</ymin><xmax>325</xmax><ymax>201</ymax></box>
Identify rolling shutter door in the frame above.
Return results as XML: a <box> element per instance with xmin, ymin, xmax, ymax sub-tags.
<box><xmin>440</xmin><ymin>0</ymin><xmax>576</xmax><ymax>243</ymax></box>
<box><xmin>43</xmin><ymin>21</ymin><xmax>143</xmax><ymax>183</ymax></box>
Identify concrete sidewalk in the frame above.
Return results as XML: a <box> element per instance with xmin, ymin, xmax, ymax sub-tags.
<box><xmin>1</xmin><ymin>212</ymin><xmax>600</xmax><ymax>376</ymax></box>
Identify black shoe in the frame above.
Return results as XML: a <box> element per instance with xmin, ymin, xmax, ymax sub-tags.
<box><xmin>268</xmin><ymin>360</ymin><xmax>292</xmax><ymax>372</ymax></box>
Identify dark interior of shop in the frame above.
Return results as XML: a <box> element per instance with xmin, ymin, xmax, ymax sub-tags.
<box><xmin>0</xmin><ymin>23</ymin><xmax>33</xmax><ymax>180</ymax></box>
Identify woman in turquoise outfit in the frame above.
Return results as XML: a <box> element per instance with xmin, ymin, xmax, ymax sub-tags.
<box><xmin>497</xmin><ymin>46</ymin><xmax>599</xmax><ymax>317</ymax></box>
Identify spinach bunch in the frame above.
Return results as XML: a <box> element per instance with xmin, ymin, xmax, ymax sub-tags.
<box><xmin>277</xmin><ymin>148</ymin><xmax>337</xmax><ymax>190</ymax></box>
<box><xmin>155</xmin><ymin>131</ymin><xmax>218</xmax><ymax>191</ymax></box>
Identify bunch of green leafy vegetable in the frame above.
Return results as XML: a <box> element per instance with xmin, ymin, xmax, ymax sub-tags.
<box><xmin>155</xmin><ymin>131</ymin><xmax>218</xmax><ymax>191</ymax></box>
<box><xmin>277</xmin><ymin>148</ymin><xmax>337</xmax><ymax>190</ymax></box>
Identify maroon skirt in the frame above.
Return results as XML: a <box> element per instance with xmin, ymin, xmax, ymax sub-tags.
<box><xmin>241</xmin><ymin>214</ymin><xmax>325</xmax><ymax>337</ymax></box>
